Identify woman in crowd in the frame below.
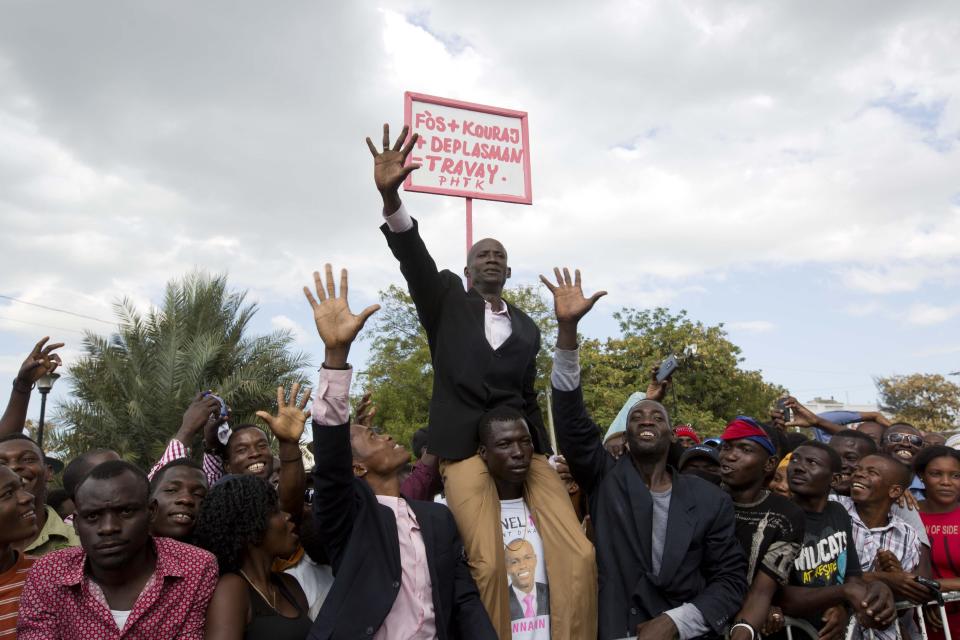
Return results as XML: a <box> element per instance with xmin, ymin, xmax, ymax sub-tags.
<box><xmin>917</xmin><ymin>445</ymin><xmax>960</xmax><ymax>639</ymax></box>
<box><xmin>193</xmin><ymin>474</ymin><xmax>311</xmax><ymax>639</ymax></box>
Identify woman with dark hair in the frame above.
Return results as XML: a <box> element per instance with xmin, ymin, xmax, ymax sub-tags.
<box><xmin>916</xmin><ymin>445</ymin><xmax>960</xmax><ymax>639</ymax></box>
<box><xmin>193</xmin><ymin>474</ymin><xmax>311</xmax><ymax>639</ymax></box>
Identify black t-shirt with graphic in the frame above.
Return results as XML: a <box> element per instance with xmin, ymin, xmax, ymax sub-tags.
<box><xmin>733</xmin><ymin>492</ymin><xmax>806</xmax><ymax>585</ymax></box>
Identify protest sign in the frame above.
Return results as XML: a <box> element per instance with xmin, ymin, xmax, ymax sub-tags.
<box><xmin>403</xmin><ymin>92</ymin><xmax>532</xmax><ymax>205</ymax></box>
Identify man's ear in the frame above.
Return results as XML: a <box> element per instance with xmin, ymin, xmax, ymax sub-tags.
<box><xmin>148</xmin><ymin>498</ymin><xmax>158</xmax><ymax>523</ymax></box>
<box><xmin>889</xmin><ymin>484</ymin><xmax>905</xmax><ymax>501</ymax></box>
<box><xmin>478</xmin><ymin>445</ymin><xmax>487</xmax><ymax>463</ymax></box>
<box><xmin>352</xmin><ymin>462</ymin><xmax>368</xmax><ymax>478</ymax></box>
<box><xmin>504</xmin><ymin>266</ymin><xmax>512</xmax><ymax>281</ymax></box>
<box><xmin>463</xmin><ymin>266</ymin><xmax>470</xmax><ymax>280</ymax></box>
<box><xmin>763</xmin><ymin>456</ymin><xmax>778</xmax><ymax>476</ymax></box>
<box><xmin>830</xmin><ymin>473</ymin><xmax>843</xmax><ymax>491</ymax></box>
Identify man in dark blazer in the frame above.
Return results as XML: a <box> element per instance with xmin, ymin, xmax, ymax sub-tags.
<box><xmin>541</xmin><ymin>267</ymin><xmax>748</xmax><ymax>640</ymax></box>
<box><xmin>365</xmin><ymin>123</ymin><xmax>592</xmax><ymax>637</ymax></box>
<box><xmin>303</xmin><ymin>264</ymin><xmax>496</xmax><ymax>640</ymax></box>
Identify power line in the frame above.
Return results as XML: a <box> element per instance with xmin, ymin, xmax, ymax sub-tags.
<box><xmin>0</xmin><ymin>315</ymin><xmax>87</xmax><ymax>335</ymax></box>
<box><xmin>0</xmin><ymin>294</ymin><xmax>114</xmax><ymax>325</ymax></box>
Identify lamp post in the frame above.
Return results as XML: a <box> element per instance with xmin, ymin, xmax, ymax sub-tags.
<box><xmin>36</xmin><ymin>372</ymin><xmax>59</xmax><ymax>449</ymax></box>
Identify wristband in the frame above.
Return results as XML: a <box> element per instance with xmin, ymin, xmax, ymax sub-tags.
<box><xmin>321</xmin><ymin>363</ymin><xmax>351</xmax><ymax>371</ymax></box>
<box><xmin>730</xmin><ymin>621</ymin><xmax>757</xmax><ymax>640</ymax></box>
<box><xmin>280</xmin><ymin>453</ymin><xmax>303</xmax><ymax>463</ymax></box>
<box><xmin>12</xmin><ymin>379</ymin><xmax>34</xmax><ymax>394</ymax></box>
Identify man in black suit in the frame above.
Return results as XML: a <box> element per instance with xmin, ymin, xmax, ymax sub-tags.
<box><xmin>366</xmin><ymin>123</ymin><xmax>593</xmax><ymax>638</ymax></box>
<box><xmin>505</xmin><ymin>540</ymin><xmax>549</xmax><ymax>621</ymax></box>
<box><xmin>304</xmin><ymin>264</ymin><xmax>496</xmax><ymax>640</ymax></box>
<box><xmin>541</xmin><ymin>267</ymin><xmax>748</xmax><ymax>640</ymax></box>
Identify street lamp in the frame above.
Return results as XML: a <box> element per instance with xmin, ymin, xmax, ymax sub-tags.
<box><xmin>36</xmin><ymin>372</ymin><xmax>59</xmax><ymax>449</ymax></box>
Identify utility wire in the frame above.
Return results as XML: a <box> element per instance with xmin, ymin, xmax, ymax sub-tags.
<box><xmin>0</xmin><ymin>315</ymin><xmax>86</xmax><ymax>335</ymax></box>
<box><xmin>0</xmin><ymin>294</ymin><xmax>114</xmax><ymax>325</ymax></box>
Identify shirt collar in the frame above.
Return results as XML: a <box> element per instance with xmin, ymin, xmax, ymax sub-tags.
<box><xmin>484</xmin><ymin>299</ymin><xmax>510</xmax><ymax>317</ymax></box>
<box><xmin>27</xmin><ymin>505</ymin><xmax>77</xmax><ymax>552</ymax></box>
<box><xmin>58</xmin><ymin>536</ymin><xmax>183</xmax><ymax>587</ymax></box>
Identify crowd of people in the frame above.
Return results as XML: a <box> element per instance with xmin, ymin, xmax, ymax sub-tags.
<box><xmin>0</xmin><ymin>122</ymin><xmax>958</xmax><ymax>639</ymax></box>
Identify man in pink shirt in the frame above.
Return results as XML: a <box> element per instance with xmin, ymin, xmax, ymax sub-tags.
<box><xmin>17</xmin><ymin>460</ymin><xmax>218</xmax><ymax>639</ymax></box>
<box><xmin>303</xmin><ymin>264</ymin><xmax>496</xmax><ymax>640</ymax></box>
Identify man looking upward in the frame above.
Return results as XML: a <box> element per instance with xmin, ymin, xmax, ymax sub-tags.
<box><xmin>367</xmin><ymin>123</ymin><xmax>592</xmax><ymax>636</ymax></box>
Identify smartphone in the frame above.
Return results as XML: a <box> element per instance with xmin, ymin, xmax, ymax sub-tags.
<box><xmin>776</xmin><ymin>397</ymin><xmax>793</xmax><ymax>423</ymax></box>
<box><xmin>656</xmin><ymin>355</ymin><xmax>679</xmax><ymax>383</ymax></box>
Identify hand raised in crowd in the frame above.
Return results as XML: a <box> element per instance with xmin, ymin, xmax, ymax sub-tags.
<box><xmin>256</xmin><ymin>383</ymin><xmax>312</xmax><ymax>444</ymax></box>
<box><xmin>355</xmin><ymin>391</ymin><xmax>377</xmax><ymax>427</ymax></box>
<box><xmin>15</xmin><ymin>336</ymin><xmax>63</xmax><ymax>388</ymax></box>
<box><xmin>303</xmin><ymin>264</ymin><xmax>380</xmax><ymax>368</ymax></box>
<box><xmin>539</xmin><ymin>267</ymin><xmax>607</xmax><ymax>350</ymax></box>
<box><xmin>175</xmin><ymin>392</ymin><xmax>225</xmax><ymax>446</ymax></box>
<box><xmin>366</xmin><ymin>123</ymin><xmax>420</xmax><ymax>211</ymax></box>
<box><xmin>645</xmin><ymin>364</ymin><xmax>670</xmax><ymax>403</ymax></box>
<box><xmin>782</xmin><ymin>396</ymin><xmax>819</xmax><ymax>428</ymax></box>
<box><xmin>818</xmin><ymin>604</ymin><xmax>848</xmax><ymax>640</ymax></box>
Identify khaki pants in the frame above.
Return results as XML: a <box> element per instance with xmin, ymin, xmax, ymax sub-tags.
<box><xmin>442</xmin><ymin>455</ymin><xmax>598</xmax><ymax>640</ymax></box>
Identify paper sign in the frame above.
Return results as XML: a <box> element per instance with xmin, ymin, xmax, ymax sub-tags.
<box><xmin>403</xmin><ymin>92</ymin><xmax>532</xmax><ymax>204</ymax></box>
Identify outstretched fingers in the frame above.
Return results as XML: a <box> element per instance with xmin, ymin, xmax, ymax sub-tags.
<box><xmin>365</xmin><ymin>137</ymin><xmax>379</xmax><ymax>158</ymax></box>
<box><xmin>324</xmin><ymin>264</ymin><xmax>336</xmax><ymax>299</ymax></box>
<box><xmin>392</xmin><ymin>125</ymin><xmax>409</xmax><ymax>152</ymax></box>
<box><xmin>382</xmin><ymin>123</ymin><xmax>390</xmax><ymax>151</ymax></box>
<box><xmin>538</xmin><ymin>274</ymin><xmax>557</xmax><ymax>292</ymax></box>
<box><xmin>339</xmin><ymin>268</ymin><xmax>348</xmax><ymax>300</ymax></box>
<box><xmin>298</xmin><ymin>387</ymin><xmax>312</xmax><ymax>411</ymax></box>
<box><xmin>255</xmin><ymin>410</ymin><xmax>274</xmax><ymax>428</ymax></box>
<box><xmin>399</xmin><ymin>132</ymin><xmax>419</xmax><ymax>161</ymax></box>
<box><xmin>357</xmin><ymin>304</ymin><xmax>381</xmax><ymax>327</ymax></box>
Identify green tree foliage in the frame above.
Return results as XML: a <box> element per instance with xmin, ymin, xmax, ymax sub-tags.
<box><xmin>53</xmin><ymin>272</ymin><xmax>310</xmax><ymax>467</ymax></box>
<box><xmin>874</xmin><ymin>373</ymin><xmax>960</xmax><ymax>431</ymax></box>
<box><xmin>360</xmin><ymin>284</ymin><xmax>782</xmax><ymax>447</ymax></box>
<box><xmin>580</xmin><ymin>308</ymin><xmax>784</xmax><ymax>436</ymax></box>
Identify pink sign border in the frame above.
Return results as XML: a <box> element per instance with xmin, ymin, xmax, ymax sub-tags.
<box><xmin>402</xmin><ymin>91</ymin><xmax>533</xmax><ymax>205</ymax></box>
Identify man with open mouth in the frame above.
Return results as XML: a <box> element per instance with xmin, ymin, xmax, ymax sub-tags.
<box><xmin>149</xmin><ymin>459</ymin><xmax>208</xmax><ymax>542</ymax></box>
<box><xmin>882</xmin><ymin>423</ymin><xmax>927</xmax><ymax>500</ymax></box>
<box><xmin>545</xmin><ymin>267</ymin><xmax>747</xmax><ymax>640</ymax></box>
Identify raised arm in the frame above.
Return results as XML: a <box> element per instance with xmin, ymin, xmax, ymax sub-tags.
<box><xmin>304</xmin><ymin>264</ymin><xmax>379</xmax><ymax>564</ymax></box>
<box><xmin>0</xmin><ymin>337</ymin><xmax>63</xmax><ymax>437</ymax></box>
<box><xmin>366</xmin><ymin>122</ymin><xmax>420</xmax><ymax>215</ymax></box>
<box><xmin>256</xmin><ymin>383</ymin><xmax>311</xmax><ymax>519</ymax></box>
<box><xmin>147</xmin><ymin>392</ymin><xmax>223</xmax><ymax>479</ymax></box>
<box><xmin>540</xmin><ymin>268</ymin><xmax>611</xmax><ymax>494</ymax></box>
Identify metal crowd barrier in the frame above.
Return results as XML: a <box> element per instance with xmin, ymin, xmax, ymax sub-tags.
<box><xmin>777</xmin><ymin>590</ymin><xmax>960</xmax><ymax>640</ymax></box>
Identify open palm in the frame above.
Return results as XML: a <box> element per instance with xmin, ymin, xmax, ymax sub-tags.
<box><xmin>256</xmin><ymin>383</ymin><xmax>311</xmax><ymax>444</ymax></box>
<box><xmin>366</xmin><ymin>123</ymin><xmax>420</xmax><ymax>193</ymax></box>
<box><xmin>539</xmin><ymin>267</ymin><xmax>607</xmax><ymax>324</ymax></box>
<box><xmin>303</xmin><ymin>264</ymin><xmax>380</xmax><ymax>351</ymax></box>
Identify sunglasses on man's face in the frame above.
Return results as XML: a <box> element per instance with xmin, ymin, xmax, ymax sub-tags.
<box><xmin>884</xmin><ymin>433</ymin><xmax>924</xmax><ymax>448</ymax></box>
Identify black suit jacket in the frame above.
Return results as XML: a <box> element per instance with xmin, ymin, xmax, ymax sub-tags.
<box><xmin>309</xmin><ymin>420</ymin><xmax>497</xmax><ymax>640</ymax></box>
<box><xmin>382</xmin><ymin>218</ymin><xmax>549</xmax><ymax>460</ymax></box>
<box><xmin>508</xmin><ymin>583</ymin><xmax>550</xmax><ymax>620</ymax></box>
<box><xmin>553</xmin><ymin>384</ymin><xmax>747</xmax><ymax>640</ymax></box>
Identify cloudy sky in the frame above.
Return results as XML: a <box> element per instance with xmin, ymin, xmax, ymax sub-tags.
<box><xmin>1</xmin><ymin>0</ymin><xmax>958</xmax><ymax>424</ymax></box>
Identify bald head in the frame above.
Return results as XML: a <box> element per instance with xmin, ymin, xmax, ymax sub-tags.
<box><xmin>465</xmin><ymin>238</ymin><xmax>510</xmax><ymax>293</ymax></box>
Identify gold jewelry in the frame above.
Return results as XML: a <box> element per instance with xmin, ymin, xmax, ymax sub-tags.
<box><xmin>238</xmin><ymin>569</ymin><xmax>277</xmax><ymax>611</ymax></box>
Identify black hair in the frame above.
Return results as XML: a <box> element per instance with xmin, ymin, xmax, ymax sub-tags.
<box><xmin>795</xmin><ymin>441</ymin><xmax>843</xmax><ymax>473</ymax></box>
<box><xmin>830</xmin><ymin>429</ymin><xmax>879</xmax><ymax>454</ymax></box>
<box><xmin>783</xmin><ymin>431</ymin><xmax>809</xmax><ymax>454</ymax></box>
<box><xmin>192</xmin><ymin>475</ymin><xmax>277</xmax><ymax>575</ymax></box>
<box><xmin>477</xmin><ymin>406</ymin><xmax>527</xmax><ymax>446</ymax></box>
<box><xmin>149</xmin><ymin>458</ymin><xmax>206</xmax><ymax>497</ymax></box>
<box><xmin>0</xmin><ymin>433</ymin><xmax>41</xmax><ymax>449</ymax></box>
<box><xmin>47</xmin><ymin>488</ymin><xmax>72</xmax><ymax>513</ymax></box>
<box><xmin>866</xmin><ymin>452</ymin><xmax>914</xmax><ymax>487</ymax></box>
<box><xmin>411</xmin><ymin>428</ymin><xmax>429</xmax><ymax>459</ymax></box>
<box><xmin>888</xmin><ymin>422</ymin><xmax>921</xmax><ymax>435</ymax></box>
<box><xmin>63</xmin><ymin>449</ymin><xmax>119</xmax><ymax>499</ymax></box>
<box><xmin>914</xmin><ymin>445</ymin><xmax>960</xmax><ymax>476</ymax></box>
<box><xmin>75</xmin><ymin>460</ymin><xmax>150</xmax><ymax>506</ymax></box>
<box><xmin>761</xmin><ymin>424</ymin><xmax>788</xmax><ymax>458</ymax></box>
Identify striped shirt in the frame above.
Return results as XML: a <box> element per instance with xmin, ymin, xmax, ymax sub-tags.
<box><xmin>0</xmin><ymin>552</ymin><xmax>34</xmax><ymax>637</ymax></box>
<box><xmin>146</xmin><ymin>440</ymin><xmax>224</xmax><ymax>486</ymax></box>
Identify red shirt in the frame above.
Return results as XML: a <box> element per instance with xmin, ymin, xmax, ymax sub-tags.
<box><xmin>0</xmin><ymin>551</ymin><xmax>34</xmax><ymax>637</ymax></box>
<box><xmin>17</xmin><ymin>536</ymin><xmax>218</xmax><ymax>639</ymax></box>
<box><xmin>921</xmin><ymin>507</ymin><xmax>960</xmax><ymax>640</ymax></box>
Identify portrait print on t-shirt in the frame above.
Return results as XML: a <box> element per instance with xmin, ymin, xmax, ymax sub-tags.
<box><xmin>501</xmin><ymin>498</ymin><xmax>550</xmax><ymax>639</ymax></box>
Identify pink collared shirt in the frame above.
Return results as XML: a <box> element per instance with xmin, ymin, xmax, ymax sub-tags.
<box><xmin>17</xmin><ymin>537</ymin><xmax>218</xmax><ymax>639</ymax></box>
<box><xmin>314</xmin><ymin>366</ymin><xmax>438</xmax><ymax>639</ymax></box>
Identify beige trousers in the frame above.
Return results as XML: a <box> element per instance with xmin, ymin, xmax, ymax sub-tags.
<box><xmin>442</xmin><ymin>455</ymin><xmax>598</xmax><ymax>639</ymax></box>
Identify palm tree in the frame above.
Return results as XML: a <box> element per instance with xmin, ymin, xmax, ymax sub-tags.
<box><xmin>53</xmin><ymin>272</ymin><xmax>310</xmax><ymax>468</ymax></box>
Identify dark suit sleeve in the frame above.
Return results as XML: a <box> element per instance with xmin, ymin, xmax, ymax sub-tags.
<box><xmin>690</xmin><ymin>493</ymin><xmax>749</xmax><ymax>634</ymax></box>
<box><xmin>446</xmin><ymin>510</ymin><xmax>498</xmax><ymax>639</ymax></box>
<box><xmin>551</xmin><ymin>383</ymin><xmax>612</xmax><ymax>496</ymax></box>
<box><xmin>311</xmin><ymin>420</ymin><xmax>358</xmax><ymax>570</ymax></box>
<box><xmin>522</xmin><ymin>329</ymin><xmax>552</xmax><ymax>455</ymax></box>
<box><xmin>381</xmin><ymin>218</ymin><xmax>454</xmax><ymax>334</ymax></box>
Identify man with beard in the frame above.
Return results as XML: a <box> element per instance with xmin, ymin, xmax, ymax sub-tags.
<box><xmin>718</xmin><ymin>418</ymin><xmax>805</xmax><ymax>640</ymax></box>
<box><xmin>0</xmin><ymin>434</ymin><xmax>78</xmax><ymax>556</ymax></box>
<box><xmin>17</xmin><ymin>460</ymin><xmax>218</xmax><ymax>638</ymax></box>
<box><xmin>545</xmin><ymin>267</ymin><xmax>747</xmax><ymax>640</ymax></box>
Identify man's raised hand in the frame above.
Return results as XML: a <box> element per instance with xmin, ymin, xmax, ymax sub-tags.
<box><xmin>17</xmin><ymin>336</ymin><xmax>64</xmax><ymax>387</ymax></box>
<box><xmin>366</xmin><ymin>123</ymin><xmax>420</xmax><ymax>206</ymax></box>
<box><xmin>256</xmin><ymin>383</ymin><xmax>312</xmax><ymax>444</ymax></box>
<box><xmin>303</xmin><ymin>264</ymin><xmax>380</xmax><ymax>367</ymax></box>
<box><xmin>540</xmin><ymin>268</ymin><xmax>607</xmax><ymax>326</ymax></box>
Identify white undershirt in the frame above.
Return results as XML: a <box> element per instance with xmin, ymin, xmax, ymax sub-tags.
<box><xmin>111</xmin><ymin>609</ymin><xmax>131</xmax><ymax>630</ymax></box>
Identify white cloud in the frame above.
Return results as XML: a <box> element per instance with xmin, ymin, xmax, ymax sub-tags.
<box><xmin>270</xmin><ymin>314</ymin><xmax>311</xmax><ymax>345</ymax></box>
<box><xmin>726</xmin><ymin>320</ymin><xmax>776</xmax><ymax>333</ymax></box>
<box><xmin>904</xmin><ymin>303</ymin><xmax>960</xmax><ymax>326</ymax></box>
